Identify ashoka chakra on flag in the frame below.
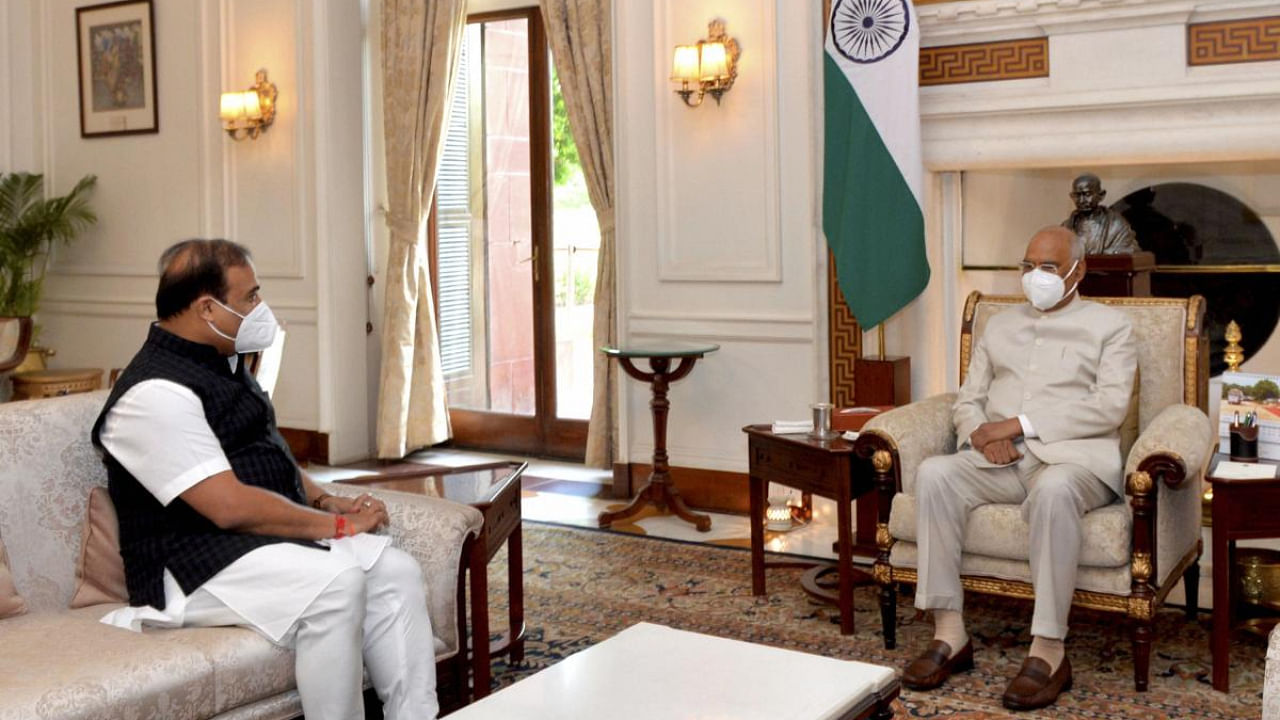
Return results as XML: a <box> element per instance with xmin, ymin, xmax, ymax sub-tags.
<box><xmin>830</xmin><ymin>0</ymin><xmax>911</xmax><ymax>64</ymax></box>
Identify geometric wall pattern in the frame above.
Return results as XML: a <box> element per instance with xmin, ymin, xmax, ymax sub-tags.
<box><xmin>828</xmin><ymin>257</ymin><xmax>861</xmax><ymax>407</ymax></box>
<box><xmin>1188</xmin><ymin>16</ymin><xmax>1280</xmax><ymax>66</ymax></box>
<box><xmin>920</xmin><ymin>38</ymin><xmax>1049</xmax><ymax>86</ymax></box>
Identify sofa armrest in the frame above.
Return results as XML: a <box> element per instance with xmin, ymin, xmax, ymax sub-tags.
<box><xmin>1122</xmin><ymin>404</ymin><xmax>1213</xmax><ymax>590</ymax></box>
<box><xmin>859</xmin><ymin>393</ymin><xmax>958</xmax><ymax>497</ymax></box>
<box><xmin>1124</xmin><ymin>404</ymin><xmax>1214</xmax><ymax>489</ymax></box>
<box><xmin>320</xmin><ymin>482</ymin><xmax>484</xmax><ymax>659</ymax></box>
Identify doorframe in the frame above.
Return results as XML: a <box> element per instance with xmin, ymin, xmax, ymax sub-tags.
<box><xmin>432</xmin><ymin>7</ymin><xmax>587</xmax><ymax>461</ymax></box>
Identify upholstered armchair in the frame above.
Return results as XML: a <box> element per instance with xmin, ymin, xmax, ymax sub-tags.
<box><xmin>852</xmin><ymin>292</ymin><xmax>1215</xmax><ymax>691</ymax></box>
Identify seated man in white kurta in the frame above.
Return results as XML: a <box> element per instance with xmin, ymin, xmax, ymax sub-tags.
<box><xmin>901</xmin><ymin>226</ymin><xmax>1136</xmax><ymax>711</ymax></box>
<box><xmin>91</xmin><ymin>239</ymin><xmax>438</xmax><ymax>720</ymax></box>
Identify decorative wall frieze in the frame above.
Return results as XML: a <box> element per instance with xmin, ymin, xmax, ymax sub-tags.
<box><xmin>1189</xmin><ymin>15</ymin><xmax>1280</xmax><ymax>65</ymax></box>
<box><xmin>920</xmin><ymin>38</ymin><xmax>1048</xmax><ymax>86</ymax></box>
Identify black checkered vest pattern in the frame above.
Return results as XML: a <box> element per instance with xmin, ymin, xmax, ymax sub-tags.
<box><xmin>92</xmin><ymin>324</ymin><xmax>321</xmax><ymax>609</ymax></box>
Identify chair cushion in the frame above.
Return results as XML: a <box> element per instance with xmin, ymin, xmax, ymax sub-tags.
<box><xmin>888</xmin><ymin>541</ymin><xmax>1133</xmax><ymax>596</ymax></box>
<box><xmin>0</xmin><ymin>536</ymin><xmax>27</xmax><ymax>619</ymax></box>
<box><xmin>70</xmin><ymin>487</ymin><xmax>128</xmax><ymax>608</ymax></box>
<box><xmin>889</xmin><ymin>493</ymin><xmax>1132</xmax><ymax>568</ymax></box>
<box><xmin>0</xmin><ymin>606</ymin><xmax>295</xmax><ymax>720</ymax></box>
<box><xmin>1120</xmin><ymin>366</ymin><xmax>1141</xmax><ymax>460</ymax></box>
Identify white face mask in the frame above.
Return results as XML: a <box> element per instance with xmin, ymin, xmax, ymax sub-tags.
<box><xmin>207</xmin><ymin>297</ymin><xmax>279</xmax><ymax>353</ymax></box>
<box><xmin>1021</xmin><ymin>260</ymin><xmax>1080</xmax><ymax>311</ymax></box>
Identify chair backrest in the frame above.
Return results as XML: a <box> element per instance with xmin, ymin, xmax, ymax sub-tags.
<box><xmin>0</xmin><ymin>391</ymin><xmax>110</xmax><ymax>612</ymax></box>
<box><xmin>960</xmin><ymin>293</ymin><xmax>1208</xmax><ymax>434</ymax></box>
<box><xmin>246</xmin><ymin>327</ymin><xmax>287</xmax><ymax>399</ymax></box>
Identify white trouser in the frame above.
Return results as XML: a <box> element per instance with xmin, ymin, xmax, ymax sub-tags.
<box><xmin>913</xmin><ymin>446</ymin><xmax>1115</xmax><ymax>640</ymax></box>
<box><xmin>183</xmin><ymin>546</ymin><xmax>439</xmax><ymax>720</ymax></box>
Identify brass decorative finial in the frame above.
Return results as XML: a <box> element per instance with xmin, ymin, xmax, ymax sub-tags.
<box><xmin>1224</xmin><ymin>320</ymin><xmax>1244</xmax><ymax>371</ymax></box>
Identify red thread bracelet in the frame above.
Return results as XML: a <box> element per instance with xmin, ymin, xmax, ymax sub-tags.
<box><xmin>334</xmin><ymin>514</ymin><xmax>348</xmax><ymax>539</ymax></box>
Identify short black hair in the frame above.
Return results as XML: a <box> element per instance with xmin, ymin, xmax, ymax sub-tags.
<box><xmin>155</xmin><ymin>239</ymin><xmax>253</xmax><ymax>320</ymax></box>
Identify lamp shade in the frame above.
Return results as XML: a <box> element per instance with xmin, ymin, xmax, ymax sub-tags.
<box><xmin>219</xmin><ymin>92</ymin><xmax>246</xmax><ymax>121</ymax></box>
<box><xmin>220</xmin><ymin>91</ymin><xmax>262</xmax><ymax>122</ymax></box>
<box><xmin>699</xmin><ymin>42</ymin><xmax>729</xmax><ymax>82</ymax></box>
<box><xmin>671</xmin><ymin>45</ymin><xmax>700</xmax><ymax>82</ymax></box>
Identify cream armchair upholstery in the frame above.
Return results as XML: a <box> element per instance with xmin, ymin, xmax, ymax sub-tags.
<box><xmin>853</xmin><ymin>293</ymin><xmax>1214</xmax><ymax>692</ymax></box>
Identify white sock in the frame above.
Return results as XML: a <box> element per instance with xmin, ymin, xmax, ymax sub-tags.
<box><xmin>932</xmin><ymin>609</ymin><xmax>968</xmax><ymax>658</ymax></box>
<box><xmin>1029</xmin><ymin>636</ymin><xmax>1065</xmax><ymax>673</ymax></box>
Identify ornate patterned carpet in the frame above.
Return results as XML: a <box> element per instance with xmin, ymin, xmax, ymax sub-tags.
<box><xmin>479</xmin><ymin>522</ymin><xmax>1263</xmax><ymax>719</ymax></box>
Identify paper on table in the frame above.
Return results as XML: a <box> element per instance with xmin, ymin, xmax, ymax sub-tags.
<box><xmin>842</xmin><ymin>431</ymin><xmax>860</xmax><ymax>441</ymax></box>
<box><xmin>1213</xmin><ymin>460</ymin><xmax>1278</xmax><ymax>480</ymax></box>
<box><xmin>771</xmin><ymin>420</ymin><xmax>813</xmax><ymax>434</ymax></box>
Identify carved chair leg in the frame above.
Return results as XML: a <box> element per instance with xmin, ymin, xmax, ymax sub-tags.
<box><xmin>1131</xmin><ymin>618</ymin><xmax>1152</xmax><ymax>692</ymax></box>
<box><xmin>880</xmin><ymin>581</ymin><xmax>897</xmax><ymax>650</ymax></box>
<box><xmin>1183</xmin><ymin>560</ymin><xmax>1200</xmax><ymax>620</ymax></box>
<box><xmin>870</xmin><ymin>702</ymin><xmax>894</xmax><ymax>720</ymax></box>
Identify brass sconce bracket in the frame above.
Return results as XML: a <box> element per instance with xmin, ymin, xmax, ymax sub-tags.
<box><xmin>673</xmin><ymin>19</ymin><xmax>741</xmax><ymax>108</ymax></box>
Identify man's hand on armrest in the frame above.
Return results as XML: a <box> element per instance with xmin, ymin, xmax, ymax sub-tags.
<box><xmin>180</xmin><ymin>471</ymin><xmax>389</xmax><ymax>540</ymax></box>
<box><xmin>969</xmin><ymin>417</ymin><xmax>1023</xmax><ymax>451</ymax></box>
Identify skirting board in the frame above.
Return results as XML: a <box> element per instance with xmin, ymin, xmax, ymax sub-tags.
<box><xmin>279</xmin><ymin>427</ymin><xmax>329</xmax><ymax>465</ymax></box>
<box><xmin>612</xmin><ymin>462</ymin><xmax>880</xmax><ymax>556</ymax></box>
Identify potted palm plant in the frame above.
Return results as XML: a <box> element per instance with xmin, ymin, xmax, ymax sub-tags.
<box><xmin>0</xmin><ymin>172</ymin><xmax>97</xmax><ymax>371</ymax></box>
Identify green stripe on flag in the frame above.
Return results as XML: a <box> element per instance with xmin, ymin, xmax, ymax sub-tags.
<box><xmin>822</xmin><ymin>53</ymin><xmax>929</xmax><ymax>330</ymax></box>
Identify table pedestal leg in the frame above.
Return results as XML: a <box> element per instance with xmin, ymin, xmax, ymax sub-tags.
<box><xmin>599</xmin><ymin>356</ymin><xmax>711</xmax><ymax>532</ymax></box>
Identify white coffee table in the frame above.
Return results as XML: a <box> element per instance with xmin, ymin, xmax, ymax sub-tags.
<box><xmin>449</xmin><ymin>622</ymin><xmax>900</xmax><ymax>719</ymax></box>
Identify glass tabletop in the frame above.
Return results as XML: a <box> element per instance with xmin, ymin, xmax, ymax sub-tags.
<box><xmin>340</xmin><ymin>462</ymin><xmax>526</xmax><ymax>505</ymax></box>
<box><xmin>601</xmin><ymin>342</ymin><xmax>720</xmax><ymax>359</ymax></box>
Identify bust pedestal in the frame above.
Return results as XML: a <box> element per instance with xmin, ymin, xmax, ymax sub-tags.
<box><xmin>1080</xmin><ymin>251</ymin><xmax>1155</xmax><ymax>298</ymax></box>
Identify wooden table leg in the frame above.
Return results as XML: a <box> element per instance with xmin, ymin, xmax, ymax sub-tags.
<box><xmin>507</xmin><ymin>521</ymin><xmax>525</xmax><ymax>664</ymax></box>
<box><xmin>750</xmin><ymin>472</ymin><xmax>766</xmax><ymax>596</ymax></box>
<box><xmin>837</xmin><ymin>481</ymin><xmax>854</xmax><ymax>636</ymax></box>
<box><xmin>1212</xmin><ymin>492</ymin><xmax>1230</xmax><ymax>693</ymax></box>
<box><xmin>469</xmin><ymin>534</ymin><xmax>492</xmax><ymax>699</ymax></box>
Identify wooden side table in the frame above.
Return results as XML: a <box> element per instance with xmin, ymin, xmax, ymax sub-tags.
<box><xmin>599</xmin><ymin>343</ymin><xmax>719</xmax><ymax>532</ymax></box>
<box><xmin>1207</xmin><ymin>455</ymin><xmax>1280</xmax><ymax>692</ymax></box>
<box><xmin>11</xmin><ymin>368</ymin><xmax>102</xmax><ymax>399</ymax></box>
<box><xmin>743</xmin><ymin>425</ymin><xmax>878</xmax><ymax>635</ymax></box>
<box><xmin>339</xmin><ymin>461</ymin><xmax>527</xmax><ymax>700</ymax></box>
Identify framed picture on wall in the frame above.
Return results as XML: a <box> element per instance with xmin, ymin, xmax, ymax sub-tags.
<box><xmin>75</xmin><ymin>0</ymin><xmax>158</xmax><ymax>138</ymax></box>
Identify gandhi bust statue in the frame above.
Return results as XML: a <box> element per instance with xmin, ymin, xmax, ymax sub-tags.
<box><xmin>1060</xmin><ymin>174</ymin><xmax>1140</xmax><ymax>255</ymax></box>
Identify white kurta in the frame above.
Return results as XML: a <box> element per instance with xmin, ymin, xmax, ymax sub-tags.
<box><xmin>97</xmin><ymin>376</ymin><xmax>389</xmax><ymax>644</ymax></box>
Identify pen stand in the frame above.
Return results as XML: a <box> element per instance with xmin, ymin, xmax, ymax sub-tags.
<box><xmin>1229</xmin><ymin>424</ymin><xmax>1260</xmax><ymax>462</ymax></box>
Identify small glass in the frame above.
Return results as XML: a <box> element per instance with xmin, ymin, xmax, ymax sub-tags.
<box><xmin>809</xmin><ymin>402</ymin><xmax>839</xmax><ymax>440</ymax></box>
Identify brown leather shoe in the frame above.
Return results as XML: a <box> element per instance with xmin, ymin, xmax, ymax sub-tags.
<box><xmin>1002</xmin><ymin>656</ymin><xmax>1073</xmax><ymax>711</ymax></box>
<box><xmin>901</xmin><ymin>639</ymin><xmax>975</xmax><ymax>690</ymax></box>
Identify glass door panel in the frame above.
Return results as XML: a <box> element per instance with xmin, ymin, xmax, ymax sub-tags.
<box><xmin>550</xmin><ymin>69</ymin><xmax>598</xmax><ymax>421</ymax></box>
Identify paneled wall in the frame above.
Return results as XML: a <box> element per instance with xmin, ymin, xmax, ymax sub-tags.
<box><xmin>615</xmin><ymin>0</ymin><xmax>827</xmax><ymax>471</ymax></box>
<box><xmin>1</xmin><ymin>0</ymin><xmax>373</xmax><ymax>462</ymax></box>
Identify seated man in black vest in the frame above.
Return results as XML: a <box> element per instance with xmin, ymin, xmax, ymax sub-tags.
<box><xmin>92</xmin><ymin>239</ymin><xmax>438</xmax><ymax>720</ymax></box>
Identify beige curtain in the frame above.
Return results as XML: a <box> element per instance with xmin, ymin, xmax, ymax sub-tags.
<box><xmin>540</xmin><ymin>0</ymin><xmax>616</xmax><ymax>468</ymax></box>
<box><xmin>375</xmin><ymin>0</ymin><xmax>467</xmax><ymax>458</ymax></box>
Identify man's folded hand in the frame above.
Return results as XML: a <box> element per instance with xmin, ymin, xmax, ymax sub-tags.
<box><xmin>981</xmin><ymin>438</ymin><xmax>1023</xmax><ymax>465</ymax></box>
<box><xmin>970</xmin><ymin>418</ymin><xmax>1024</xmax><ymax>451</ymax></box>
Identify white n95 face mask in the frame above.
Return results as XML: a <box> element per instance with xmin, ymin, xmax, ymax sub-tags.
<box><xmin>1021</xmin><ymin>260</ymin><xmax>1079</xmax><ymax>311</ymax></box>
<box><xmin>207</xmin><ymin>298</ymin><xmax>279</xmax><ymax>353</ymax></box>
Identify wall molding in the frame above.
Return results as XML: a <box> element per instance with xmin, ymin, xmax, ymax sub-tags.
<box><xmin>627</xmin><ymin>309</ymin><xmax>814</xmax><ymax>343</ymax></box>
<box><xmin>40</xmin><ymin>295</ymin><xmax>319</xmax><ymax>325</ymax></box>
<box><xmin>653</xmin><ymin>0</ymin><xmax>782</xmax><ymax>283</ymax></box>
<box><xmin>921</xmin><ymin>38</ymin><xmax>1049</xmax><ymax>86</ymax></box>
<box><xmin>1188</xmin><ymin>15</ymin><xmax>1280</xmax><ymax>65</ymax></box>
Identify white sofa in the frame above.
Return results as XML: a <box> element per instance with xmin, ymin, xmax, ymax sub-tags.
<box><xmin>0</xmin><ymin>391</ymin><xmax>484</xmax><ymax>720</ymax></box>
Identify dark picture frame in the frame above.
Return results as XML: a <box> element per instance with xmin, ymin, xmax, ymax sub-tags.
<box><xmin>75</xmin><ymin>0</ymin><xmax>158</xmax><ymax>138</ymax></box>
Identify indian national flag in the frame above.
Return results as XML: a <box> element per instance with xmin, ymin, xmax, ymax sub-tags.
<box><xmin>823</xmin><ymin>0</ymin><xmax>929</xmax><ymax>329</ymax></box>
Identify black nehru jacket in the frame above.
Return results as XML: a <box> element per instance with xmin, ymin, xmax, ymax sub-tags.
<box><xmin>91</xmin><ymin>324</ymin><xmax>322</xmax><ymax>610</ymax></box>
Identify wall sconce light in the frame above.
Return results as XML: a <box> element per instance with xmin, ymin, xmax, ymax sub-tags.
<box><xmin>219</xmin><ymin>69</ymin><xmax>277</xmax><ymax>140</ymax></box>
<box><xmin>670</xmin><ymin>19</ymin><xmax>740</xmax><ymax>108</ymax></box>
